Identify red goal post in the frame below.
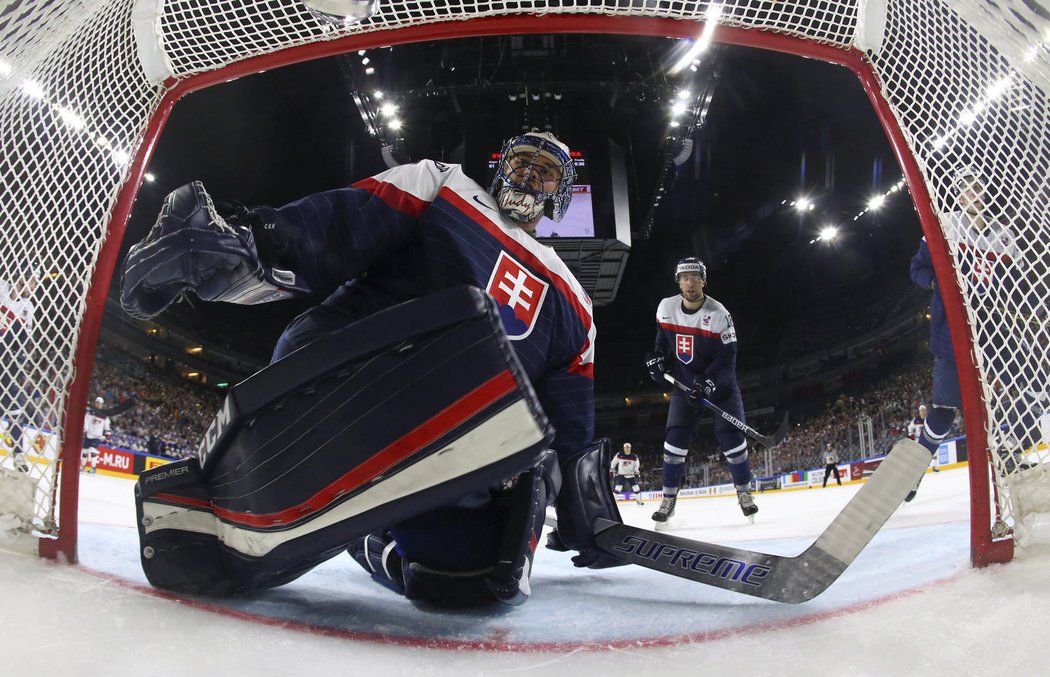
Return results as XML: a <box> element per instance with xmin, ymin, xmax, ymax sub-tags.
<box><xmin>0</xmin><ymin>1</ymin><xmax>1045</xmax><ymax>567</ymax></box>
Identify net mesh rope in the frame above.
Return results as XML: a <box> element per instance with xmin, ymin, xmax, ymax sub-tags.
<box><xmin>0</xmin><ymin>0</ymin><xmax>1046</xmax><ymax>551</ymax></box>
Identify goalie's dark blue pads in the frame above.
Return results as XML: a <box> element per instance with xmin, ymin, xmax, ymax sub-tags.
<box><xmin>349</xmin><ymin>450</ymin><xmax>558</xmax><ymax>606</ymax></box>
<box><xmin>134</xmin><ymin>286</ymin><xmax>554</xmax><ymax>594</ymax></box>
<box><xmin>120</xmin><ymin>181</ymin><xmax>309</xmax><ymax>320</ymax></box>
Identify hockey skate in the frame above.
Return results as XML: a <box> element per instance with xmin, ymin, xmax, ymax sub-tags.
<box><xmin>12</xmin><ymin>453</ymin><xmax>28</xmax><ymax>474</ymax></box>
<box><xmin>737</xmin><ymin>487</ymin><xmax>758</xmax><ymax>522</ymax></box>
<box><xmin>652</xmin><ymin>493</ymin><xmax>677</xmax><ymax>523</ymax></box>
<box><xmin>904</xmin><ymin>476</ymin><xmax>923</xmax><ymax>502</ymax></box>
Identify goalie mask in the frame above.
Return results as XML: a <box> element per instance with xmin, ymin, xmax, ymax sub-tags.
<box><xmin>490</xmin><ymin>132</ymin><xmax>576</xmax><ymax>225</ymax></box>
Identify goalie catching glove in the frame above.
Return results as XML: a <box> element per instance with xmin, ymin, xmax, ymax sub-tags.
<box><xmin>120</xmin><ymin>181</ymin><xmax>310</xmax><ymax>320</ymax></box>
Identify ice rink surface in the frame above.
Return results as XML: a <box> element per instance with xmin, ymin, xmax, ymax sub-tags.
<box><xmin>2</xmin><ymin>465</ymin><xmax>1048</xmax><ymax>676</ymax></box>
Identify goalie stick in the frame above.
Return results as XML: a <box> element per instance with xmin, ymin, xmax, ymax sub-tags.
<box><xmin>586</xmin><ymin>438</ymin><xmax>931</xmax><ymax>603</ymax></box>
<box><xmin>663</xmin><ymin>373</ymin><xmax>789</xmax><ymax>449</ymax></box>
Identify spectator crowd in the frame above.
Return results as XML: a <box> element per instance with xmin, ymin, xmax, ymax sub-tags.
<box><xmin>89</xmin><ymin>345</ymin><xmax>223</xmax><ymax>459</ymax></box>
<box><xmin>87</xmin><ymin>344</ymin><xmax>957</xmax><ymax>485</ymax></box>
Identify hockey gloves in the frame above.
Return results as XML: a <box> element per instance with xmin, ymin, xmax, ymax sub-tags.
<box><xmin>645</xmin><ymin>352</ymin><xmax>668</xmax><ymax>385</ymax></box>
<box><xmin>690</xmin><ymin>376</ymin><xmax>717</xmax><ymax>404</ymax></box>
<box><xmin>547</xmin><ymin>439</ymin><xmax>627</xmax><ymax>570</ymax></box>
<box><xmin>120</xmin><ymin>181</ymin><xmax>310</xmax><ymax>320</ymax></box>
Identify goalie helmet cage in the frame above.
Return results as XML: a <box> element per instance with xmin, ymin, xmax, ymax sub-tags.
<box><xmin>0</xmin><ymin>1</ymin><xmax>1045</xmax><ymax>567</ymax></box>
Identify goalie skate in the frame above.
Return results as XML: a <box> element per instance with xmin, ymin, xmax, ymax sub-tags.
<box><xmin>652</xmin><ymin>493</ymin><xmax>677</xmax><ymax>523</ymax></box>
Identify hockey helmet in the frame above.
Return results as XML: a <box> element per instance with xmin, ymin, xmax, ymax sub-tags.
<box><xmin>623</xmin><ymin>442</ymin><xmax>632</xmax><ymax>452</ymax></box>
<box><xmin>490</xmin><ymin>131</ymin><xmax>576</xmax><ymax>224</ymax></box>
<box><xmin>951</xmin><ymin>164</ymin><xmax>985</xmax><ymax>193</ymax></box>
<box><xmin>674</xmin><ymin>257</ymin><xmax>707</xmax><ymax>283</ymax></box>
<box><xmin>95</xmin><ymin>397</ymin><xmax>104</xmax><ymax>407</ymax></box>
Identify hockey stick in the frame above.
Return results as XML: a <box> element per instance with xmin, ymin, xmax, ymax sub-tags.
<box><xmin>590</xmin><ymin>439</ymin><xmax>931</xmax><ymax>603</ymax></box>
<box><xmin>663</xmin><ymin>373</ymin><xmax>789</xmax><ymax>449</ymax></box>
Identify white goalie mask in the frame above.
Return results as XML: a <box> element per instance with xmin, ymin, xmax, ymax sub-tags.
<box><xmin>490</xmin><ymin>132</ymin><xmax>576</xmax><ymax>224</ymax></box>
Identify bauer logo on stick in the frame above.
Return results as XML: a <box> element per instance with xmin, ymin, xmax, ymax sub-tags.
<box><xmin>486</xmin><ymin>251</ymin><xmax>549</xmax><ymax>340</ymax></box>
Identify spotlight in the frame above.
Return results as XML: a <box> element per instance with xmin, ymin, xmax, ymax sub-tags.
<box><xmin>818</xmin><ymin>225</ymin><xmax>839</xmax><ymax>242</ymax></box>
<box><xmin>794</xmin><ymin>197</ymin><xmax>814</xmax><ymax>212</ymax></box>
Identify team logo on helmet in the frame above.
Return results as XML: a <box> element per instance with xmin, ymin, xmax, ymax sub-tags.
<box><xmin>675</xmin><ymin>334</ymin><xmax>694</xmax><ymax>364</ymax></box>
<box><xmin>486</xmin><ymin>251</ymin><xmax>549</xmax><ymax>340</ymax></box>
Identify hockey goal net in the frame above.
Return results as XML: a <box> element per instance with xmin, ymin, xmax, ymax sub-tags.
<box><xmin>0</xmin><ymin>0</ymin><xmax>1046</xmax><ymax>565</ymax></box>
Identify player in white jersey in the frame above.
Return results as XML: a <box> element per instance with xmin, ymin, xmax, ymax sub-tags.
<box><xmin>610</xmin><ymin>442</ymin><xmax>644</xmax><ymax>505</ymax></box>
<box><xmin>908</xmin><ymin>166</ymin><xmax>1019</xmax><ymax>500</ymax></box>
<box><xmin>644</xmin><ymin>257</ymin><xmax>757</xmax><ymax>522</ymax></box>
<box><xmin>81</xmin><ymin>397</ymin><xmax>112</xmax><ymax>473</ymax></box>
<box><xmin>907</xmin><ymin>404</ymin><xmax>927</xmax><ymax>441</ymax></box>
<box><xmin>1</xmin><ymin>262</ymin><xmax>39</xmax><ymax>474</ymax></box>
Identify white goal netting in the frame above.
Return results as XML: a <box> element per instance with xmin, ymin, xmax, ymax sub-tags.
<box><xmin>0</xmin><ymin>0</ymin><xmax>1046</xmax><ymax>562</ymax></box>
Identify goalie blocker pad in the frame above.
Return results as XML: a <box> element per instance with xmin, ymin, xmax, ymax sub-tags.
<box><xmin>546</xmin><ymin>438</ymin><xmax>626</xmax><ymax>568</ymax></box>
<box><xmin>135</xmin><ymin>285</ymin><xmax>554</xmax><ymax>593</ymax></box>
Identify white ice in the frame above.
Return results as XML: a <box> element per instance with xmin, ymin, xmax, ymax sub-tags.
<box><xmin>2</xmin><ymin>466</ymin><xmax>1048</xmax><ymax>676</ymax></box>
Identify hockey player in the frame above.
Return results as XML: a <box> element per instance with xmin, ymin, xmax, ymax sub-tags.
<box><xmin>120</xmin><ymin>131</ymin><xmax>624</xmax><ymax>605</ymax></box>
<box><xmin>907</xmin><ymin>166</ymin><xmax>1019</xmax><ymax>500</ymax></box>
<box><xmin>821</xmin><ymin>442</ymin><xmax>842</xmax><ymax>487</ymax></box>
<box><xmin>1</xmin><ymin>262</ymin><xmax>39</xmax><ymax>474</ymax></box>
<box><xmin>610</xmin><ymin>442</ymin><xmax>644</xmax><ymax>505</ymax></box>
<box><xmin>644</xmin><ymin>257</ymin><xmax>757</xmax><ymax>522</ymax></box>
<box><xmin>906</xmin><ymin>405</ymin><xmax>927</xmax><ymax>441</ymax></box>
<box><xmin>81</xmin><ymin>397</ymin><xmax>112</xmax><ymax>473</ymax></box>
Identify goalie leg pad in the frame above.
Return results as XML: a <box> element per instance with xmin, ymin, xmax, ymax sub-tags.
<box><xmin>404</xmin><ymin>451</ymin><xmax>556</xmax><ymax>606</ymax></box>
<box><xmin>349</xmin><ymin>451</ymin><xmax>557</xmax><ymax>606</ymax></box>
<box><xmin>136</xmin><ymin>458</ymin><xmax>231</xmax><ymax>593</ymax></box>
<box><xmin>138</xmin><ymin>286</ymin><xmax>553</xmax><ymax>593</ymax></box>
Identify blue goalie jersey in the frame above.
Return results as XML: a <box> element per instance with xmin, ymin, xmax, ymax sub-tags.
<box><xmin>269</xmin><ymin>159</ymin><xmax>596</xmax><ymax>456</ymax></box>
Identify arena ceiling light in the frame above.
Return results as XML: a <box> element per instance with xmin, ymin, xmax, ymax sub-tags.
<box><xmin>669</xmin><ymin>3</ymin><xmax>723</xmax><ymax>74</ymax></box>
<box><xmin>813</xmin><ymin>225</ymin><xmax>839</xmax><ymax>244</ymax></box>
<box><xmin>792</xmin><ymin>197</ymin><xmax>814</xmax><ymax>212</ymax></box>
<box><xmin>21</xmin><ymin>78</ymin><xmax>45</xmax><ymax>99</ymax></box>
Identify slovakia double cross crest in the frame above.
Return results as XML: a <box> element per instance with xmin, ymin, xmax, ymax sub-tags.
<box><xmin>486</xmin><ymin>251</ymin><xmax>548</xmax><ymax>340</ymax></box>
<box><xmin>676</xmin><ymin>334</ymin><xmax>694</xmax><ymax>364</ymax></box>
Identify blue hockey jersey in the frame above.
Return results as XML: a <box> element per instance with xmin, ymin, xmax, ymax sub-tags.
<box><xmin>267</xmin><ymin>160</ymin><xmax>595</xmax><ymax>456</ymax></box>
<box><xmin>653</xmin><ymin>294</ymin><xmax>739</xmax><ymax>396</ymax></box>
